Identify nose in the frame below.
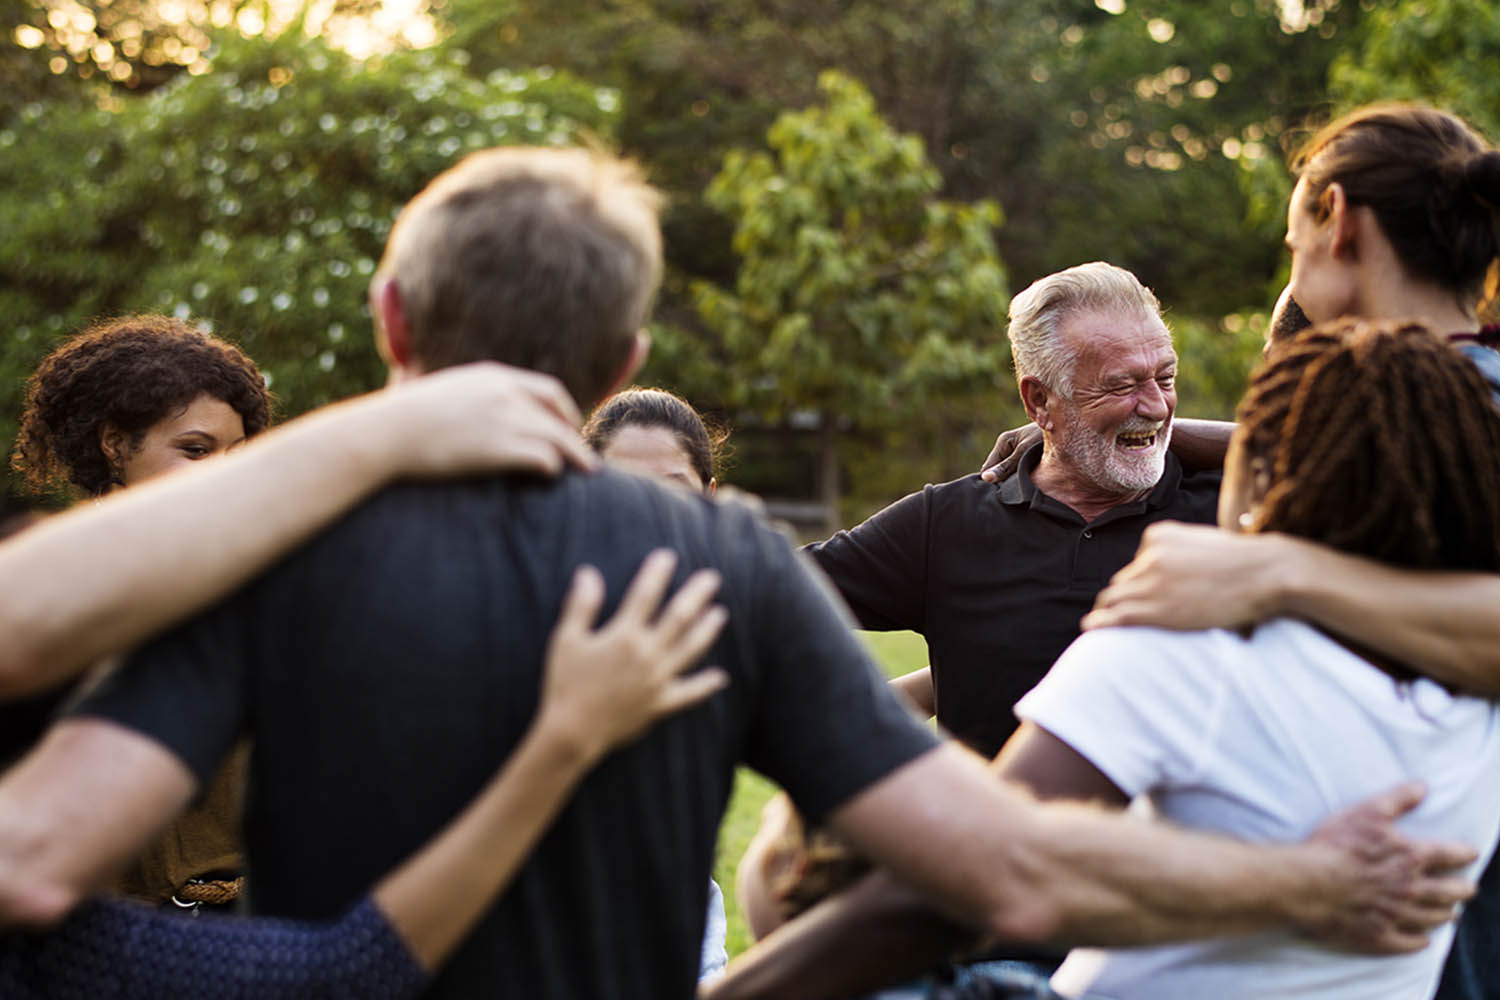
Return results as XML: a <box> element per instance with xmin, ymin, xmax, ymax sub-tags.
<box><xmin>1136</xmin><ymin>380</ymin><xmax>1171</xmax><ymax>423</ymax></box>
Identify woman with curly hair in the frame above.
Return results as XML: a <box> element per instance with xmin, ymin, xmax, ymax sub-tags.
<box><xmin>8</xmin><ymin>315</ymin><xmax>274</xmax><ymax>913</ymax></box>
<box><xmin>14</xmin><ymin>314</ymin><xmax>271</xmax><ymax>499</ymax></box>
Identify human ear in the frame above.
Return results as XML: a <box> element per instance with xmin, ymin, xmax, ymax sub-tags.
<box><xmin>1322</xmin><ymin>184</ymin><xmax>1359</xmax><ymax>260</ymax></box>
<box><xmin>98</xmin><ymin>423</ymin><xmax>129</xmax><ymax>484</ymax></box>
<box><xmin>371</xmin><ymin>277</ymin><xmax>416</xmax><ymax>374</ymax></box>
<box><xmin>1018</xmin><ymin>376</ymin><xmax>1055</xmax><ymax>430</ymax></box>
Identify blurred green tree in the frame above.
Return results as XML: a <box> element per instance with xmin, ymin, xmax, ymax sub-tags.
<box><xmin>693</xmin><ymin>72</ymin><xmax>1008</xmax><ymax>527</ymax></box>
<box><xmin>0</xmin><ymin>26</ymin><xmax>616</xmax><ymax>494</ymax></box>
<box><xmin>1328</xmin><ymin>0</ymin><xmax>1500</xmax><ymax>139</ymax></box>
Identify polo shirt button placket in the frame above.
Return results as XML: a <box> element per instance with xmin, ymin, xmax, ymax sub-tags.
<box><xmin>1082</xmin><ymin>529</ymin><xmax>1093</xmax><ymax>539</ymax></box>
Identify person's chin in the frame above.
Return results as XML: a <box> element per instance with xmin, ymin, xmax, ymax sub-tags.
<box><xmin>1106</xmin><ymin>446</ymin><xmax>1166</xmax><ymax>492</ymax></box>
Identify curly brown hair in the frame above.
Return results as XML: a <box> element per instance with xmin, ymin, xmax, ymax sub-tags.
<box><xmin>12</xmin><ymin>315</ymin><xmax>272</xmax><ymax>496</ymax></box>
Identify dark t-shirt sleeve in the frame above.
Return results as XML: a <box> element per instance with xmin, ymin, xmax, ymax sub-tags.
<box><xmin>67</xmin><ymin>590</ymin><xmax>254</xmax><ymax>789</ymax></box>
<box><xmin>802</xmin><ymin>488</ymin><xmax>930</xmax><ymax>632</ymax></box>
<box><xmin>736</xmin><ymin>514</ymin><xmax>940</xmax><ymax>825</ymax></box>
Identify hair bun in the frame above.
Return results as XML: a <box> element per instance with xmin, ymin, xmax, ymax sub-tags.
<box><xmin>1464</xmin><ymin>150</ymin><xmax>1500</xmax><ymax>208</ymax></box>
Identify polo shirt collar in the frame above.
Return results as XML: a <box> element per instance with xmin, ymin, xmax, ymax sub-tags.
<box><xmin>997</xmin><ymin>439</ymin><xmax>1186</xmax><ymax>520</ymax></box>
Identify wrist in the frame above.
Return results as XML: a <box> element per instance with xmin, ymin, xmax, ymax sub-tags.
<box><xmin>1267</xmin><ymin>841</ymin><xmax>1344</xmax><ymax>934</ymax></box>
<box><xmin>1256</xmin><ymin>533</ymin><xmax>1315</xmax><ymax>619</ymax></box>
<box><xmin>323</xmin><ymin>389</ymin><xmax>411</xmax><ymax>489</ymax></box>
<box><xmin>531</xmin><ymin>703</ymin><xmax>604</xmax><ymax>772</ymax></box>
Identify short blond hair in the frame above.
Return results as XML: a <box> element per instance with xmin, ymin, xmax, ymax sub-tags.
<box><xmin>378</xmin><ymin>146</ymin><xmax>663</xmax><ymax>407</ymax></box>
<box><xmin>1007</xmin><ymin>261</ymin><xmax>1162</xmax><ymax>397</ymax></box>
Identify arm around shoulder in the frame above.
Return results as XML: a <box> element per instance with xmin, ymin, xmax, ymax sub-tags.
<box><xmin>0</xmin><ymin>718</ymin><xmax>197</xmax><ymax>929</ymax></box>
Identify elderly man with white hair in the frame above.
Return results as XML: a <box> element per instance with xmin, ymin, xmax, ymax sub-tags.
<box><xmin>807</xmin><ymin>261</ymin><xmax>1216</xmax><ymax>760</ymax></box>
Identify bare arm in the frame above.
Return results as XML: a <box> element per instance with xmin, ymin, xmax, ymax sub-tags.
<box><xmin>707</xmin><ymin>748</ymin><xmax>1476</xmax><ymax>1000</ymax></box>
<box><xmin>0</xmin><ymin>364</ymin><xmax>596</xmax><ymax>699</ymax></box>
<box><xmin>1084</xmin><ymin>522</ymin><xmax>1500</xmax><ymax>697</ymax></box>
<box><xmin>1166</xmin><ymin>418</ymin><xmax>1235</xmax><ymax>473</ymax></box>
<box><xmin>832</xmin><ymin>744</ymin><xmax>1471</xmax><ymax>949</ymax></box>
<box><xmin>0</xmin><ymin>719</ymin><xmax>198</xmax><ymax>927</ymax></box>
<box><xmin>888</xmin><ymin>666</ymin><xmax>935</xmax><ymax>717</ymax></box>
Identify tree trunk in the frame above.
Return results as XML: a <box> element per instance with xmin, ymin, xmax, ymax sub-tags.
<box><xmin>817</xmin><ymin>412</ymin><xmax>840</xmax><ymax>536</ymax></box>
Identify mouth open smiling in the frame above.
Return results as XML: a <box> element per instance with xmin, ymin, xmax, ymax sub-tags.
<box><xmin>1116</xmin><ymin>428</ymin><xmax>1161</xmax><ymax>450</ymax></box>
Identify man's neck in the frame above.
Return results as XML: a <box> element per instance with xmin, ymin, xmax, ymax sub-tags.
<box><xmin>1030</xmin><ymin>449</ymin><xmax>1151</xmax><ymax>524</ymax></box>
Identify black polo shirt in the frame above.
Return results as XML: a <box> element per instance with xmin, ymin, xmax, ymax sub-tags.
<box><xmin>806</xmin><ymin>444</ymin><xmax>1221</xmax><ymax>757</ymax></box>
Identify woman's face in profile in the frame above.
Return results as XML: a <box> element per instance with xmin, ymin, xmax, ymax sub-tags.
<box><xmin>1284</xmin><ymin>175</ymin><xmax>1357</xmax><ymax>327</ymax></box>
<box><xmin>106</xmin><ymin>393</ymin><xmax>247</xmax><ymax>488</ymax></box>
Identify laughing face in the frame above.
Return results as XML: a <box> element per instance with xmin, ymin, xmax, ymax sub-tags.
<box><xmin>1049</xmin><ymin>309</ymin><xmax>1177</xmax><ymax>495</ymax></box>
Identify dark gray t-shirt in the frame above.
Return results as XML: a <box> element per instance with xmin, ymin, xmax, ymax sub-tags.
<box><xmin>75</xmin><ymin>467</ymin><xmax>937</xmax><ymax>1000</ymax></box>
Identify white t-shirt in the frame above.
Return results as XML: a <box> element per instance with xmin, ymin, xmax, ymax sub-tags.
<box><xmin>1014</xmin><ymin>619</ymin><xmax>1500</xmax><ymax>1000</ymax></box>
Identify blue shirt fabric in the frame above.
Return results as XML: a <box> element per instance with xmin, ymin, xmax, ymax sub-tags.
<box><xmin>1435</xmin><ymin>336</ymin><xmax>1500</xmax><ymax>1000</ymax></box>
<box><xmin>0</xmin><ymin>896</ymin><xmax>423</xmax><ymax>999</ymax></box>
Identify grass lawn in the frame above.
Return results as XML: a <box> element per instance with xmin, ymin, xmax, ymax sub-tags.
<box><xmin>711</xmin><ymin>629</ymin><xmax>928</xmax><ymax>957</ymax></box>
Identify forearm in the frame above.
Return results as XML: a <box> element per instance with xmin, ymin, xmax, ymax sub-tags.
<box><xmin>372</xmin><ymin>710</ymin><xmax>597</xmax><ymax>970</ymax></box>
<box><xmin>706</xmin><ymin>872</ymin><xmax>971</xmax><ymax>1000</ymax></box>
<box><xmin>889</xmin><ymin>667</ymin><xmax>935</xmax><ymax>717</ymax></box>
<box><xmin>832</xmin><ymin>747</ymin><xmax>1323</xmax><ymax>952</ymax></box>
<box><xmin>1168</xmin><ymin>418</ymin><xmax>1234</xmax><ymax>472</ymax></box>
<box><xmin>1272</xmin><ymin>539</ymin><xmax>1500</xmax><ymax>696</ymax></box>
<box><xmin>0</xmin><ymin>720</ymin><xmax>197</xmax><ymax>928</ymax></box>
<box><xmin>0</xmin><ymin>391</ymin><xmax>409</xmax><ymax>697</ymax></box>
<box><xmin>1010</xmin><ymin>801</ymin><xmax>1328</xmax><ymax>947</ymax></box>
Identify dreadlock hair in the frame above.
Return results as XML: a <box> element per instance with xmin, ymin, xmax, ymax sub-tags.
<box><xmin>1235</xmin><ymin>319</ymin><xmax>1500</xmax><ymax>575</ymax></box>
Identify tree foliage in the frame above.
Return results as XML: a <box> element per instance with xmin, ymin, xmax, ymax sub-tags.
<box><xmin>0</xmin><ymin>27</ymin><xmax>616</xmax><ymax>492</ymax></box>
<box><xmin>692</xmin><ymin>72</ymin><xmax>1007</xmax><ymax>522</ymax></box>
<box><xmin>1329</xmin><ymin>0</ymin><xmax>1500</xmax><ymax>140</ymax></box>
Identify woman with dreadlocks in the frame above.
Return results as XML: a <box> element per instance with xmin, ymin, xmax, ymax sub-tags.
<box><xmin>703</xmin><ymin>321</ymin><xmax>1500</xmax><ymax>1000</ymax></box>
<box><xmin>1076</xmin><ymin>103</ymin><xmax>1500</xmax><ymax>999</ymax></box>
<box><xmin>979</xmin><ymin>319</ymin><xmax>1500</xmax><ymax>999</ymax></box>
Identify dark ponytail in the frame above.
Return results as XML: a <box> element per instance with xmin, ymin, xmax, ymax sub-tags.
<box><xmin>1293</xmin><ymin>104</ymin><xmax>1500</xmax><ymax>308</ymax></box>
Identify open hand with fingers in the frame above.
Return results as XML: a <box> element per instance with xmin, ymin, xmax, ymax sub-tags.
<box><xmin>1081</xmin><ymin>521</ymin><xmax>1295</xmax><ymax>633</ymax></box>
<box><xmin>378</xmin><ymin>362</ymin><xmax>600</xmax><ymax>481</ymax></box>
<box><xmin>1291</xmin><ymin>781</ymin><xmax>1478</xmax><ymax>954</ymax></box>
<box><xmin>538</xmin><ymin>550</ymin><xmax>730</xmax><ymax>764</ymax></box>
<box><xmin>979</xmin><ymin>423</ymin><xmax>1043</xmax><ymax>484</ymax></box>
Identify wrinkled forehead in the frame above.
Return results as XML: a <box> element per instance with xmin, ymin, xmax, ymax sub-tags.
<box><xmin>1062</xmin><ymin>308</ymin><xmax>1175</xmax><ymax>374</ymax></box>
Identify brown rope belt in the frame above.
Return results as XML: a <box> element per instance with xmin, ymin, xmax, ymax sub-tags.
<box><xmin>173</xmin><ymin>876</ymin><xmax>245</xmax><ymax>907</ymax></box>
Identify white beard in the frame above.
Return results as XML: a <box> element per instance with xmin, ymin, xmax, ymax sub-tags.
<box><xmin>1060</xmin><ymin>417</ymin><xmax>1172</xmax><ymax>494</ymax></box>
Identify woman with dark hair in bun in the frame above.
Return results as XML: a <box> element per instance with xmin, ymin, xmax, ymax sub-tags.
<box><xmin>1083</xmin><ymin>103</ymin><xmax>1500</xmax><ymax>1000</ymax></box>
<box><xmin>583</xmin><ymin>386</ymin><xmax>734</xmax><ymax>981</ymax></box>
<box><xmin>584</xmin><ymin>386</ymin><xmax>728</xmax><ymax>495</ymax></box>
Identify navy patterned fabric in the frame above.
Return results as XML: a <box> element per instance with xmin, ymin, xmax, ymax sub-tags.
<box><xmin>0</xmin><ymin>896</ymin><xmax>425</xmax><ymax>999</ymax></box>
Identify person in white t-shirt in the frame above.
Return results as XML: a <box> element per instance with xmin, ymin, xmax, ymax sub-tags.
<box><xmin>996</xmin><ymin>317</ymin><xmax>1500</xmax><ymax>1000</ymax></box>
